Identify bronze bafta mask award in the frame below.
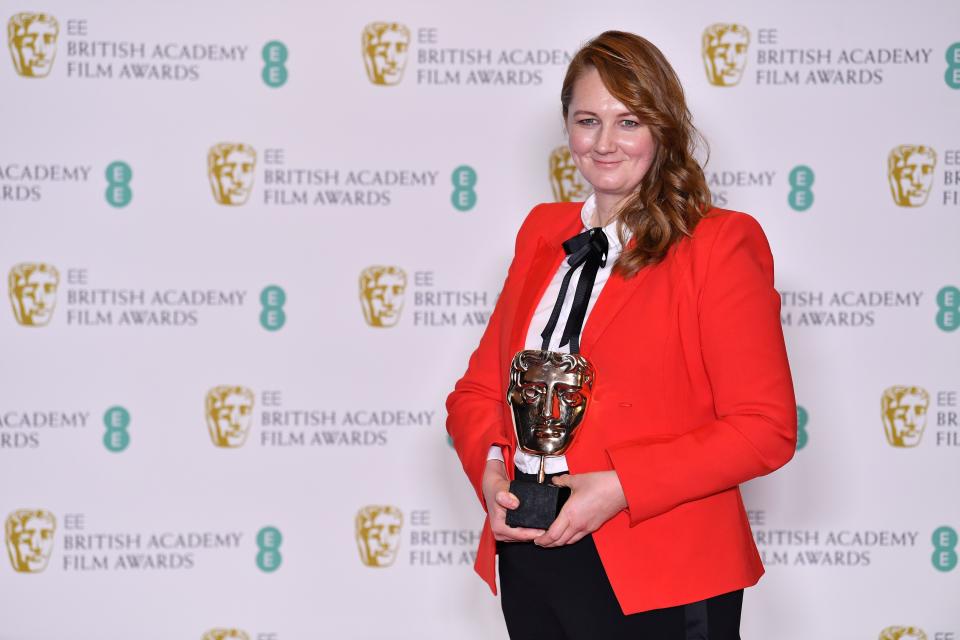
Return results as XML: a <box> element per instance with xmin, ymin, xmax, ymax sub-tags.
<box><xmin>505</xmin><ymin>227</ymin><xmax>607</xmax><ymax>530</ymax></box>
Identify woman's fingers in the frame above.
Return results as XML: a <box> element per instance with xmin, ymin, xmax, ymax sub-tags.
<box><xmin>495</xmin><ymin>490</ymin><xmax>519</xmax><ymax>510</ymax></box>
<box><xmin>534</xmin><ymin>515</ymin><xmax>571</xmax><ymax>547</ymax></box>
<box><xmin>499</xmin><ymin>525</ymin><xmax>546</xmax><ymax>542</ymax></box>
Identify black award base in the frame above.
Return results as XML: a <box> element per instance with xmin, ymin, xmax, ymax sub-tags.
<box><xmin>505</xmin><ymin>479</ymin><xmax>571</xmax><ymax>530</ymax></box>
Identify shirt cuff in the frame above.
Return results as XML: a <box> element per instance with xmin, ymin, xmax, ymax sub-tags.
<box><xmin>486</xmin><ymin>445</ymin><xmax>505</xmax><ymax>462</ymax></box>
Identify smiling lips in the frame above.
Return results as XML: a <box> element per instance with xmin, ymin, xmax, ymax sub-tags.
<box><xmin>591</xmin><ymin>158</ymin><xmax>624</xmax><ymax>168</ymax></box>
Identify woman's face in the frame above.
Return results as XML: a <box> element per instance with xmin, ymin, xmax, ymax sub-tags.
<box><xmin>566</xmin><ymin>67</ymin><xmax>656</xmax><ymax>204</ymax></box>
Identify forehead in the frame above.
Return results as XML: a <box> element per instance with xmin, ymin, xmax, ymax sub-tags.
<box><xmin>520</xmin><ymin>362</ymin><xmax>582</xmax><ymax>384</ymax></box>
<box><xmin>23</xmin><ymin>19</ymin><xmax>56</xmax><ymax>35</ymax></box>
<box><xmin>377</xmin><ymin>29</ymin><xmax>406</xmax><ymax>44</ymax></box>
<box><xmin>895</xmin><ymin>393</ymin><xmax>926</xmax><ymax>405</ymax></box>
<box><xmin>219</xmin><ymin>392</ymin><xmax>251</xmax><ymax>405</ymax></box>
<box><xmin>23</xmin><ymin>270</ymin><xmax>55</xmax><ymax>284</ymax></box>
<box><xmin>903</xmin><ymin>151</ymin><xmax>935</xmax><ymax>165</ymax></box>
<box><xmin>718</xmin><ymin>30</ymin><xmax>747</xmax><ymax>44</ymax></box>
<box><xmin>224</xmin><ymin>150</ymin><xmax>254</xmax><ymax>164</ymax></box>
<box><xmin>372</xmin><ymin>272</ymin><xmax>403</xmax><ymax>286</ymax></box>
<box><xmin>22</xmin><ymin>515</ymin><xmax>53</xmax><ymax>530</ymax></box>
<box><xmin>370</xmin><ymin>512</ymin><xmax>400</xmax><ymax>526</ymax></box>
<box><xmin>569</xmin><ymin>68</ymin><xmax>629</xmax><ymax>113</ymax></box>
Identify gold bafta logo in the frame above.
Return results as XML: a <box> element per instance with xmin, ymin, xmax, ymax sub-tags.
<box><xmin>8</xmin><ymin>13</ymin><xmax>58</xmax><ymax>78</ymax></box>
<box><xmin>201</xmin><ymin>630</ymin><xmax>250</xmax><ymax>640</ymax></box>
<box><xmin>702</xmin><ymin>24</ymin><xmax>750</xmax><ymax>86</ymax></box>
<box><xmin>208</xmin><ymin>143</ymin><xmax>256</xmax><ymax>205</ymax></box>
<box><xmin>9</xmin><ymin>262</ymin><xmax>59</xmax><ymax>327</ymax></box>
<box><xmin>359</xmin><ymin>266</ymin><xmax>406</xmax><ymax>328</ymax></box>
<box><xmin>5</xmin><ymin>509</ymin><xmax>56</xmax><ymax>573</ymax></box>
<box><xmin>888</xmin><ymin>145</ymin><xmax>937</xmax><ymax>207</ymax></box>
<box><xmin>880</xmin><ymin>627</ymin><xmax>928</xmax><ymax>640</ymax></box>
<box><xmin>549</xmin><ymin>146</ymin><xmax>591</xmax><ymax>202</ymax></box>
<box><xmin>206</xmin><ymin>386</ymin><xmax>255</xmax><ymax>448</ymax></box>
<box><xmin>881</xmin><ymin>386</ymin><xmax>929</xmax><ymax>448</ymax></box>
<box><xmin>362</xmin><ymin>22</ymin><xmax>410</xmax><ymax>85</ymax></box>
<box><xmin>356</xmin><ymin>505</ymin><xmax>403</xmax><ymax>567</ymax></box>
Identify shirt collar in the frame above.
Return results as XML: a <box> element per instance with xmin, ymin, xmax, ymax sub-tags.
<box><xmin>580</xmin><ymin>194</ymin><xmax>624</xmax><ymax>254</ymax></box>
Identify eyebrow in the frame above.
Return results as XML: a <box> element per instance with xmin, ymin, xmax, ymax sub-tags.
<box><xmin>571</xmin><ymin>110</ymin><xmax>638</xmax><ymax>119</ymax></box>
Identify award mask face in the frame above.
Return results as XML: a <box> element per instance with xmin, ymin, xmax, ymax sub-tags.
<box><xmin>507</xmin><ymin>350</ymin><xmax>596</xmax><ymax>456</ymax></box>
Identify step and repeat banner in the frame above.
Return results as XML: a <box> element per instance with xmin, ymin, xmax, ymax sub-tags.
<box><xmin>1</xmin><ymin>0</ymin><xmax>958</xmax><ymax>638</ymax></box>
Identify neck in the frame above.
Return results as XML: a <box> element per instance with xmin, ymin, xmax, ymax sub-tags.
<box><xmin>590</xmin><ymin>192</ymin><xmax>623</xmax><ymax>228</ymax></box>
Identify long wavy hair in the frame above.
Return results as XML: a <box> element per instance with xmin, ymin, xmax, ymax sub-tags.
<box><xmin>561</xmin><ymin>31</ymin><xmax>711</xmax><ymax>277</ymax></box>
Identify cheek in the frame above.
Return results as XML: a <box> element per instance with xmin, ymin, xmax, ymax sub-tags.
<box><xmin>619</xmin><ymin>133</ymin><xmax>656</xmax><ymax>162</ymax></box>
<box><xmin>567</xmin><ymin>129</ymin><xmax>596</xmax><ymax>157</ymax></box>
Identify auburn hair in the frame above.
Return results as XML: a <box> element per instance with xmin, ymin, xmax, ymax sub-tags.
<box><xmin>561</xmin><ymin>31</ymin><xmax>711</xmax><ymax>277</ymax></box>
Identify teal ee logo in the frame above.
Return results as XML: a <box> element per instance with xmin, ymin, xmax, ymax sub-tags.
<box><xmin>936</xmin><ymin>286</ymin><xmax>959</xmax><ymax>332</ymax></box>
<box><xmin>105</xmin><ymin>161</ymin><xmax>132</xmax><ymax>208</ymax></box>
<box><xmin>451</xmin><ymin>165</ymin><xmax>477</xmax><ymax>211</ymax></box>
<box><xmin>103</xmin><ymin>406</ymin><xmax>130</xmax><ymax>453</ymax></box>
<box><xmin>260</xmin><ymin>285</ymin><xmax>286</xmax><ymax>331</ymax></box>
<box><xmin>796</xmin><ymin>405</ymin><xmax>809</xmax><ymax>450</ymax></box>
<box><xmin>262</xmin><ymin>41</ymin><xmax>288</xmax><ymax>88</ymax></box>
<box><xmin>788</xmin><ymin>165</ymin><xmax>814</xmax><ymax>212</ymax></box>
<box><xmin>931</xmin><ymin>525</ymin><xmax>957</xmax><ymax>571</ymax></box>
<box><xmin>256</xmin><ymin>526</ymin><xmax>283</xmax><ymax>572</ymax></box>
<box><xmin>946</xmin><ymin>43</ymin><xmax>960</xmax><ymax>89</ymax></box>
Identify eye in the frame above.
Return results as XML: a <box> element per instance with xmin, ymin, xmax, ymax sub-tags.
<box><xmin>620</xmin><ymin>119</ymin><xmax>641</xmax><ymax>129</ymax></box>
<box><xmin>576</xmin><ymin>118</ymin><xmax>599</xmax><ymax>126</ymax></box>
<box><xmin>520</xmin><ymin>385</ymin><xmax>544</xmax><ymax>403</ymax></box>
<box><xmin>561</xmin><ymin>391</ymin><xmax>584</xmax><ymax>406</ymax></box>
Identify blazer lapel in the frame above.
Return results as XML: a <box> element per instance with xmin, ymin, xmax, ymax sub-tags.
<box><xmin>579</xmin><ymin>256</ymin><xmax>653</xmax><ymax>356</ymax></box>
<box><xmin>507</xmin><ymin>215</ymin><xmax>583</xmax><ymax>357</ymax></box>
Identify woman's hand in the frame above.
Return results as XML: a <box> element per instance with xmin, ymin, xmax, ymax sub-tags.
<box><xmin>481</xmin><ymin>459</ymin><xmax>546</xmax><ymax>542</ymax></box>
<box><xmin>534</xmin><ymin>471</ymin><xmax>627</xmax><ymax>548</ymax></box>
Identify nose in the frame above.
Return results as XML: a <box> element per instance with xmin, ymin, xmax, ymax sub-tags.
<box><xmin>595</xmin><ymin>124</ymin><xmax>616</xmax><ymax>155</ymax></box>
<box><xmin>537</xmin><ymin>386</ymin><xmax>560</xmax><ymax>420</ymax></box>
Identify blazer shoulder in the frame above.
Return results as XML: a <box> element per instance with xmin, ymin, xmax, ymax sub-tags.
<box><xmin>686</xmin><ymin>208</ymin><xmax>774</xmax><ymax>281</ymax></box>
<box><xmin>692</xmin><ymin>208</ymin><xmax>767</xmax><ymax>245</ymax></box>
<box><xmin>515</xmin><ymin>201</ymin><xmax>582</xmax><ymax>247</ymax></box>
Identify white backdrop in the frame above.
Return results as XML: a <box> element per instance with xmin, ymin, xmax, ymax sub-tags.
<box><xmin>1</xmin><ymin>1</ymin><xmax>958</xmax><ymax>638</ymax></box>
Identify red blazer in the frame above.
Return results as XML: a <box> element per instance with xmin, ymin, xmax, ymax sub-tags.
<box><xmin>446</xmin><ymin>202</ymin><xmax>797</xmax><ymax>614</ymax></box>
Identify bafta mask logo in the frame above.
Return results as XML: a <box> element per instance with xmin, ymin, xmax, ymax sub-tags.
<box><xmin>549</xmin><ymin>146</ymin><xmax>591</xmax><ymax>202</ymax></box>
<box><xmin>9</xmin><ymin>262</ymin><xmax>59</xmax><ymax>327</ymax></box>
<box><xmin>888</xmin><ymin>145</ymin><xmax>937</xmax><ymax>207</ymax></box>
<box><xmin>201</xmin><ymin>630</ymin><xmax>250</xmax><ymax>640</ymax></box>
<box><xmin>359</xmin><ymin>266</ymin><xmax>406</xmax><ymax>328</ymax></box>
<box><xmin>208</xmin><ymin>143</ymin><xmax>256</xmax><ymax>205</ymax></box>
<box><xmin>881</xmin><ymin>386</ymin><xmax>930</xmax><ymax>448</ymax></box>
<box><xmin>702</xmin><ymin>24</ymin><xmax>750</xmax><ymax>87</ymax></box>
<box><xmin>362</xmin><ymin>22</ymin><xmax>410</xmax><ymax>86</ymax></box>
<box><xmin>8</xmin><ymin>13</ymin><xmax>58</xmax><ymax>78</ymax></box>
<box><xmin>206</xmin><ymin>386</ymin><xmax>255</xmax><ymax>448</ymax></box>
<box><xmin>880</xmin><ymin>627</ymin><xmax>928</xmax><ymax>640</ymax></box>
<box><xmin>507</xmin><ymin>350</ymin><xmax>596</xmax><ymax>456</ymax></box>
<box><xmin>5</xmin><ymin>509</ymin><xmax>56</xmax><ymax>573</ymax></box>
<box><xmin>356</xmin><ymin>505</ymin><xmax>403</xmax><ymax>568</ymax></box>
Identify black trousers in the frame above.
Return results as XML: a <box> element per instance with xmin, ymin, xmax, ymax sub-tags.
<box><xmin>497</xmin><ymin>518</ymin><xmax>742</xmax><ymax>639</ymax></box>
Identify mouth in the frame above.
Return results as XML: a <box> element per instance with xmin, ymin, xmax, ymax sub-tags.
<box><xmin>591</xmin><ymin>159</ymin><xmax>624</xmax><ymax>169</ymax></box>
<box><xmin>533</xmin><ymin>424</ymin><xmax>566</xmax><ymax>439</ymax></box>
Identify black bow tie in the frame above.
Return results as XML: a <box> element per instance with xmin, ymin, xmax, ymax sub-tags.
<box><xmin>562</xmin><ymin>227</ymin><xmax>609</xmax><ymax>269</ymax></box>
<box><xmin>540</xmin><ymin>228</ymin><xmax>610</xmax><ymax>354</ymax></box>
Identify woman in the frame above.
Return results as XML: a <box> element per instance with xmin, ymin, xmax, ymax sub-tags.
<box><xmin>446</xmin><ymin>31</ymin><xmax>796</xmax><ymax>639</ymax></box>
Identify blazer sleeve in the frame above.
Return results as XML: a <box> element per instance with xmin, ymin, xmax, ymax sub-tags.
<box><xmin>445</xmin><ymin>206</ymin><xmax>543</xmax><ymax>509</ymax></box>
<box><xmin>606</xmin><ymin>213</ymin><xmax>797</xmax><ymax>526</ymax></box>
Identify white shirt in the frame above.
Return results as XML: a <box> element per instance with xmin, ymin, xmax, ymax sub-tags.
<box><xmin>488</xmin><ymin>194</ymin><xmax>627</xmax><ymax>474</ymax></box>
